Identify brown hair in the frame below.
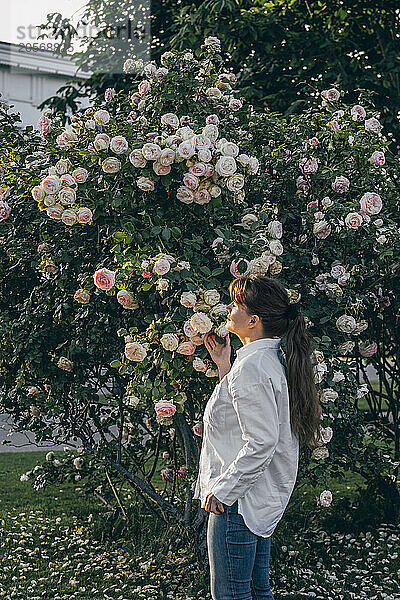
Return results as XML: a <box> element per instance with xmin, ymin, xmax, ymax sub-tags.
<box><xmin>228</xmin><ymin>275</ymin><xmax>322</xmax><ymax>449</ymax></box>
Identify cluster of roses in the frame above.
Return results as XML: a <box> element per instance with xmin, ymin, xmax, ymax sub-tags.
<box><xmin>295</xmin><ymin>93</ymin><xmax>386</xmax><ymax>240</ymax></box>
<box><xmin>91</xmin><ymin>252</ymin><xmax>192</xmax><ymax>310</ymax></box>
<box><xmin>224</xmin><ymin>217</ymin><xmax>284</xmax><ymax>278</ymax></box>
<box><xmin>30</xmin><ymin>158</ymin><xmax>93</xmax><ymax>226</ymax></box>
<box><xmin>335</xmin><ymin>314</ymin><xmax>377</xmax><ymax>358</ymax></box>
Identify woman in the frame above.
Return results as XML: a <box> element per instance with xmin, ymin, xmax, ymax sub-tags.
<box><xmin>193</xmin><ymin>275</ymin><xmax>322</xmax><ymax>600</ymax></box>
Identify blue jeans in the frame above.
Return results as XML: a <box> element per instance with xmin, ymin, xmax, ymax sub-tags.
<box><xmin>207</xmin><ymin>500</ymin><xmax>274</xmax><ymax>600</ymax></box>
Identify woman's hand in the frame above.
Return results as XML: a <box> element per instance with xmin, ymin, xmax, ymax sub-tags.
<box><xmin>204</xmin><ymin>332</ymin><xmax>231</xmax><ymax>367</ymax></box>
<box><xmin>204</xmin><ymin>492</ymin><xmax>225</xmax><ymax>514</ymax></box>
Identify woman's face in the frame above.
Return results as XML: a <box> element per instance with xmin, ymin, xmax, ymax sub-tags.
<box><xmin>225</xmin><ymin>298</ymin><xmax>254</xmax><ymax>336</ymax></box>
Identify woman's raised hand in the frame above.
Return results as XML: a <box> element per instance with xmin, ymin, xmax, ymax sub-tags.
<box><xmin>204</xmin><ymin>332</ymin><xmax>231</xmax><ymax>367</ymax></box>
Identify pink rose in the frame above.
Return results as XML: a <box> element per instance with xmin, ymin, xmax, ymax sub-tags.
<box><xmin>321</xmin><ymin>88</ymin><xmax>340</xmax><ymax>101</ymax></box>
<box><xmin>358</xmin><ymin>341</ymin><xmax>378</xmax><ymax>358</ymax></box>
<box><xmin>31</xmin><ymin>186</ymin><xmax>45</xmax><ymax>202</ymax></box>
<box><xmin>176</xmin><ymin>341</ymin><xmax>196</xmax><ymax>355</ymax></box>
<box><xmin>350</xmin><ymin>105</ymin><xmax>366</xmax><ymax>120</ymax></box>
<box><xmin>327</xmin><ymin>120</ymin><xmax>340</xmax><ymax>132</ymax></box>
<box><xmin>299</xmin><ymin>157</ymin><xmax>319</xmax><ymax>174</ymax></box>
<box><xmin>142</xmin><ymin>269</ymin><xmax>151</xmax><ymax>278</ymax></box>
<box><xmin>178</xmin><ymin>466</ymin><xmax>187</xmax><ymax>479</ymax></box>
<box><xmin>37</xmin><ymin>114</ymin><xmax>51</xmax><ymax>137</ymax></box>
<box><xmin>117</xmin><ymin>289</ymin><xmax>138</xmax><ymax>309</ymax></box>
<box><xmin>72</xmin><ymin>168</ymin><xmax>89</xmax><ymax>184</ymax></box>
<box><xmin>61</xmin><ymin>209</ymin><xmax>78</xmax><ymax>226</ymax></box>
<box><xmin>125</xmin><ymin>342</ymin><xmax>147</xmax><ymax>362</ymax></box>
<box><xmin>161</xmin><ymin>468</ymin><xmax>173</xmax><ymax>482</ymax></box>
<box><xmin>345</xmin><ymin>212</ymin><xmax>363</xmax><ymax>229</ymax></box>
<box><xmin>369</xmin><ymin>151</ymin><xmax>385</xmax><ymax>167</ymax></box>
<box><xmin>193</xmin><ymin>189</ymin><xmax>211</xmax><ymax>205</ymax></box>
<box><xmin>183</xmin><ymin>173</ymin><xmax>199</xmax><ymax>190</ymax></box>
<box><xmin>0</xmin><ymin>187</ymin><xmax>10</xmax><ymax>201</ymax></box>
<box><xmin>153</xmin><ymin>258</ymin><xmax>170</xmax><ymax>275</ymax></box>
<box><xmin>77</xmin><ymin>207</ymin><xmax>93</xmax><ymax>224</ymax></box>
<box><xmin>0</xmin><ymin>200</ymin><xmax>11</xmax><ymax>221</ymax></box>
<box><xmin>41</xmin><ymin>175</ymin><xmax>61</xmax><ymax>195</ymax></box>
<box><xmin>60</xmin><ymin>174</ymin><xmax>77</xmax><ymax>188</ymax></box>
<box><xmin>93</xmin><ymin>267</ymin><xmax>115</xmax><ymax>290</ymax></box>
<box><xmin>206</xmin><ymin>114</ymin><xmax>219</xmax><ymax>125</ymax></box>
<box><xmin>331</xmin><ymin>176</ymin><xmax>350</xmax><ymax>194</ymax></box>
<box><xmin>230</xmin><ymin>258</ymin><xmax>250</xmax><ymax>278</ymax></box>
<box><xmin>307</xmin><ymin>200</ymin><xmax>319</xmax><ymax>212</ymax></box>
<box><xmin>154</xmin><ymin>400</ymin><xmax>176</xmax><ymax>418</ymax></box>
<box><xmin>46</xmin><ymin>204</ymin><xmax>64</xmax><ymax>220</ymax></box>
<box><xmin>104</xmin><ymin>87</ymin><xmax>116</xmax><ymax>102</ymax></box>
<box><xmin>359</xmin><ymin>192</ymin><xmax>382</xmax><ymax>215</ymax></box>
<box><xmin>193</xmin><ymin>423</ymin><xmax>203</xmax><ymax>436</ymax></box>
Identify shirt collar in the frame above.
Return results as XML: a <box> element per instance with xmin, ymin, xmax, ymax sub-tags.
<box><xmin>235</xmin><ymin>337</ymin><xmax>281</xmax><ymax>361</ymax></box>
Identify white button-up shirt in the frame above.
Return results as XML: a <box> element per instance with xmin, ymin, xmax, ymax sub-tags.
<box><xmin>193</xmin><ymin>337</ymin><xmax>300</xmax><ymax>538</ymax></box>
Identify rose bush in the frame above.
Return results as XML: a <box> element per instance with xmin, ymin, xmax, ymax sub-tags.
<box><xmin>0</xmin><ymin>39</ymin><xmax>399</xmax><ymax>567</ymax></box>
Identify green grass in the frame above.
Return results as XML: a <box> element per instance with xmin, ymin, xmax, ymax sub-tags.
<box><xmin>0</xmin><ymin>451</ymin><xmax>399</xmax><ymax>600</ymax></box>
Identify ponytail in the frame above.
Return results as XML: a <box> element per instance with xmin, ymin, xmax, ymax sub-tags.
<box><xmin>285</xmin><ymin>311</ymin><xmax>322</xmax><ymax>449</ymax></box>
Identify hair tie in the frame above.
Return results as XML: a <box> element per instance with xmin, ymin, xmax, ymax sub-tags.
<box><xmin>287</xmin><ymin>304</ymin><xmax>299</xmax><ymax>320</ymax></box>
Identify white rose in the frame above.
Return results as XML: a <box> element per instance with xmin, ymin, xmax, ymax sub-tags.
<box><xmin>161</xmin><ymin>113</ymin><xmax>180</xmax><ymax>129</ymax></box>
<box><xmin>94</xmin><ymin>133</ymin><xmax>110</xmax><ymax>151</ymax></box>
<box><xmin>178</xmin><ymin>138</ymin><xmax>196</xmax><ymax>159</ymax></box>
<box><xmin>320</xmin><ymin>388</ymin><xmax>338</xmax><ymax>404</ymax></box>
<box><xmin>215</xmin><ymin>156</ymin><xmax>237</xmax><ymax>177</ymax></box>
<box><xmin>332</xmin><ymin>371</ymin><xmax>345</xmax><ymax>383</ymax></box>
<box><xmin>110</xmin><ymin>136</ymin><xmax>129</xmax><ymax>154</ymax></box>
<box><xmin>222</xmin><ymin>141</ymin><xmax>239</xmax><ymax>157</ymax></box>
<box><xmin>125</xmin><ymin>342</ymin><xmax>147</xmax><ymax>362</ymax></box>
<box><xmin>142</xmin><ymin>143</ymin><xmax>162</xmax><ymax>161</ymax></box>
<box><xmin>137</xmin><ymin>177</ymin><xmax>155</xmax><ymax>191</ymax></box>
<box><xmin>58</xmin><ymin>187</ymin><xmax>76</xmax><ymax>205</ymax></box>
<box><xmin>102</xmin><ymin>158</ymin><xmax>121</xmax><ymax>173</ymax></box>
<box><xmin>94</xmin><ymin>109</ymin><xmax>110</xmax><ymax>124</ymax></box>
<box><xmin>206</xmin><ymin>87</ymin><xmax>222</xmax><ymax>100</ymax></box>
<box><xmin>198</xmin><ymin>148</ymin><xmax>212</xmax><ymax>162</ymax></box>
<box><xmin>226</xmin><ymin>173</ymin><xmax>244</xmax><ymax>192</ymax></box>
<box><xmin>267</xmin><ymin>220</ymin><xmax>283</xmax><ymax>239</ymax></box>
<box><xmin>336</xmin><ymin>314</ymin><xmax>357</xmax><ymax>333</ymax></box>
<box><xmin>153</xmin><ymin>161</ymin><xmax>171</xmax><ymax>176</ymax></box>
<box><xmin>129</xmin><ymin>149</ymin><xmax>147</xmax><ymax>168</ymax></box>
<box><xmin>204</xmin><ymin>289</ymin><xmax>220</xmax><ymax>306</ymax></box>
<box><xmin>365</xmin><ymin>117</ymin><xmax>382</xmax><ymax>134</ymax></box>
<box><xmin>190</xmin><ymin>312</ymin><xmax>213</xmax><ymax>334</ymax></box>
<box><xmin>202</xmin><ymin>124</ymin><xmax>219</xmax><ymax>143</ymax></box>
<box><xmin>159</xmin><ymin>148</ymin><xmax>175</xmax><ymax>166</ymax></box>
<box><xmin>160</xmin><ymin>333</ymin><xmax>179</xmax><ymax>351</ymax></box>
<box><xmin>269</xmin><ymin>240</ymin><xmax>283</xmax><ymax>256</ymax></box>
<box><xmin>176</xmin><ymin>187</ymin><xmax>194</xmax><ymax>204</ymax></box>
<box><xmin>153</xmin><ymin>258</ymin><xmax>170</xmax><ymax>275</ymax></box>
<box><xmin>193</xmin><ymin>357</ymin><xmax>208</xmax><ymax>372</ymax></box>
<box><xmin>180</xmin><ymin>291</ymin><xmax>197</xmax><ymax>308</ymax></box>
<box><xmin>46</xmin><ymin>204</ymin><xmax>64</xmax><ymax>220</ymax></box>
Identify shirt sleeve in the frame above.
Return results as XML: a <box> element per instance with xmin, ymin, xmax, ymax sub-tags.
<box><xmin>208</xmin><ymin>376</ymin><xmax>280</xmax><ymax>506</ymax></box>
